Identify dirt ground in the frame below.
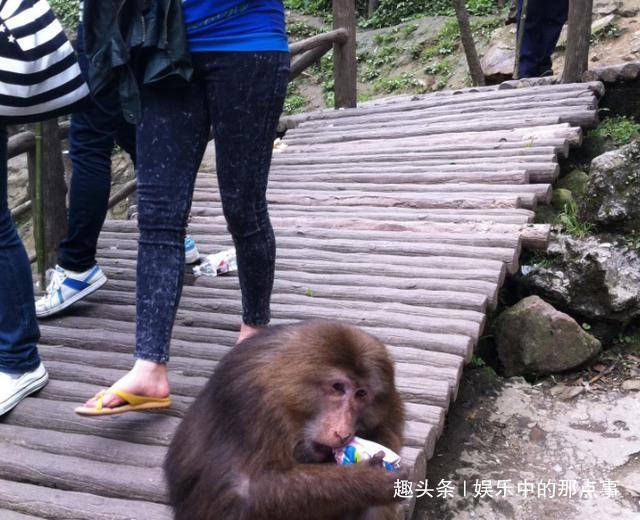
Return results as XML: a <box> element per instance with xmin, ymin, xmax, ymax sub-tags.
<box><xmin>412</xmin><ymin>365</ymin><xmax>640</xmax><ymax>520</ymax></box>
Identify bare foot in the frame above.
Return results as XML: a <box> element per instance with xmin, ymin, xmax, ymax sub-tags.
<box><xmin>237</xmin><ymin>324</ymin><xmax>267</xmax><ymax>345</ymax></box>
<box><xmin>82</xmin><ymin>359</ymin><xmax>170</xmax><ymax>410</ymax></box>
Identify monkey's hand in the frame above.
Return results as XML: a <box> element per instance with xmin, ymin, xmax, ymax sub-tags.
<box><xmin>365</xmin><ymin>455</ymin><xmax>412</xmax><ymax>503</ymax></box>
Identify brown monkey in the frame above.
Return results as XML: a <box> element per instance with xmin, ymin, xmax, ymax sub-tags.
<box><xmin>164</xmin><ymin>319</ymin><xmax>407</xmax><ymax>520</ymax></box>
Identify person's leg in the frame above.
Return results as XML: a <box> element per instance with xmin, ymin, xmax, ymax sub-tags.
<box><xmin>58</xmin><ymin>24</ymin><xmax>133</xmax><ymax>273</ymax></box>
<box><xmin>0</xmin><ymin>127</ymin><xmax>41</xmax><ymax>373</ymax></box>
<box><xmin>539</xmin><ymin>0</ymin><xmax>569</xmax><ymax>73</ymax></box>
<box><xmin>37</xmin><ymin>25</ymin><xmax>137</xmax><ymax>318</ymax></box>
<box><xmin>0</xmin><ymin>127</ymin><xmax>48</xmax><ymax>415</ymax></box>
<box><xmin>78</xmin><ymin>81</ymin><xmax>209</xmax><ymax>411</ymax></box>
<box><xmin>517</xmin><ymin>0</ymin><xmax>547</xmax><ymax>78</ymax></box>
<box><xmin>200</xmin><ymin>51</ymin><xmax>289</xmax><ymax>342</ymax></box>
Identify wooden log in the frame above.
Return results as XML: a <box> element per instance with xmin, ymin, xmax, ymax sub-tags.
<box><xmin>0</xmin><ymin>443</ymin><xmax>168</xmax><ymax>503</ymax></box>
<box><xmin>294</xmin><ymin>92</ymin><xmax>596</xmax><ymax>131</ymax></box>
<box><xmin>291</xmin><ymin>103</ymin><xmax>595</xmax><ymax>135</ymax></box>
<box><xmin>290</xmin><ymin>42</ymin><xmax>332</xmax><ymax>81</ymax></box>
<box><xmin>9</xmin><ymin>199</ymin><xmax>31</xmax><ymax>220</ymax></box>
<box><xmin>0</xmin><ymin>422</ymin><xmax>166</xmax><ymax>468</ymax></box>
<box><xmin>333</xmin><ymin>0</ymin><xmax>357</xmax><ymax>108</ymax></box>
<box><xmin>271</xmin><ymin>148</ymin><xmax>558</xmax><ymax>164</ymax></box>
<box><xmin>99</xmin><ymin>272</ymin><xmax>489</xmax><ymax>327</ymax></box>
<box><xmin>2</xmin><ymin>397</ymin><xmax>180</xmax><ymax>446</ymax></box>
<box><xmin>284</xmin><ymin>123</ymin><xmax>584</xmax><ymax>148</ymax></box>
<box><xmin>0</xmin><ymin>480</ymin><xmax>173</xmax><ymax>520</ymax></box>
<box><xmin>0</xmin><ymin>509</ymin><xmax>43</xmax><ymax>519</ymax></box>
<box><xmin>6</xmin><ymin>121</ymin><xmax>69</xmax><ymax>160</ymax></box>
<box><xmin>40</xmin><ymin>316</ymin><xmax>466</xmax><ymax>374</ymax></box>
<box><xmin>191</xmin><ymin>188</ymin><xmax>530</xmax><ymax>210</ymax></box>
<box><xmin>289</xmin><ymin>28</ymin><xmax>348</xmax><ymax>56</ymax></box>
<box><xmin>107</xmin><ymin>178</ymin><xmax>137</xmax><ymax>210</ymax></box>
<box><xmin>562</xmin><ymin>0</ymin><xmax>593</xmax><ymax>83</ymax></box>
<box><xmin>258</xmin><ymin>182</ymin><xmax>553</xmax><ymax>204</ymax></box>
<box><xmin>188</xmin><ymin>205</ymin><xmax>536</xmax><ymax>225</ymax></box>
<box><xmin>284</xmin><ymin>85</ymin><xmax>600</xmax><ymax>125</ymax></box>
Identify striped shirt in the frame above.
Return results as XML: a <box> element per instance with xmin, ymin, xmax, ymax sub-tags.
<box><xmin>0</xmin><ymin>0</ymin><xmax>89</xmax><ymax>123</ymax></box>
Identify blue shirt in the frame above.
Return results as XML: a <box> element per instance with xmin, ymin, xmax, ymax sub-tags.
<box><xmin>182</xmin><ymin>0</ymin><xmax>289</xmax><ymax>52</ymax></box>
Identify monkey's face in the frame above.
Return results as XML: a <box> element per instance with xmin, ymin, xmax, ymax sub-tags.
<box><xmin>305</xmin><ymin>372</ymin><xmax>373</xmax><ymax>450</ymax></box>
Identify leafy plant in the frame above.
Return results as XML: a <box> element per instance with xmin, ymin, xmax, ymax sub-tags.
<box><xmin>49</xmin><ymin>0</ymin><xmax>81</xmax><ymax>31</ymax></box>
<box><xmin>373</xmin><ymin>72</ymin><xmax>425</xmax><ymax>94</ymax></box>
<box><xmin>591</xmin><ymin>116</ymin><xmax>640</xmax><ymax>146</ymax></box>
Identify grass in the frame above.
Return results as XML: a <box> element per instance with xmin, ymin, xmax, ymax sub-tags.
<box><xmin>373</xmin><ymin>72</ymin><xmax>426</xmax><ymax>94</ymax></box>
<box><xmin>558</xmin><ymin>199</ymin><xmax>594</xmax><ymax>238</ymax></box>
<box><xmin>591</xmin><ymin>116</ymin><xmax>640</xmax><ymax>147</ymax></box>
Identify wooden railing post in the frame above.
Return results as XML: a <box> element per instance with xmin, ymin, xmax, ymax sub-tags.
<box><xmin>333</xmin><ymin>0</ymin><xmax>357</xmax><ymax>108</ymax></box>
<box><xmin>27</xmin><ymin>118</ymin><xmax>68</xmax><ymax>286</ymax></box>
<box><xmin>562</xmin><ymin>0</ymin><xmax>593</xmax><ymax>83</ymax></box>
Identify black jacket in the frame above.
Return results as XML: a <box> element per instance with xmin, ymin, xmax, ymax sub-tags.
<box><xmin>83</xmin><ymin>0</ymin><xmax>193</xmax><ymax>124</ymax></box>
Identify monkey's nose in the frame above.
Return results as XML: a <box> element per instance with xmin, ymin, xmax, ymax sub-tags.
<box><xmin>334</xmin><ymin>432</ymin><xmax>353</xmax><ymax>445</ymax></box>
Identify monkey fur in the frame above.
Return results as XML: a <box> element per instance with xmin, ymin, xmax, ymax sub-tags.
<box><xmin>165</xmin><ymin>320</ymin><xmax>407</xmax><ymax>520</ymax></box>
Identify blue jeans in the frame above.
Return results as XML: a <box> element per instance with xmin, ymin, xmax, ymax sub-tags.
<box><xmin>0</xmin><ymin>128</ymin><xmax>41</xmax><ymax>374</ymax></box>
<box><xmin>517</xmin><ymin>0</ymin><xmax>568</xmax><ymax>78</ymax></box>
<box><xmin>57</xmin><ymin>24</ymin><xmax>136</xmax><ymax>273</ymax></box>
<box><xmin>135</xmin><ymin>51</ymin><xmax>289</xmax><ymax>363</ymax></box>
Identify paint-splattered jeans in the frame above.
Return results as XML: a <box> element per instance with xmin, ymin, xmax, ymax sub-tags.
<box><xmin>135</xmin><ymin>51</ymin><xmax>289</xmax><ymax>364</ymax></box>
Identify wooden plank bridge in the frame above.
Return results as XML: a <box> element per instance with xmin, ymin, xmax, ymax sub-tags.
<box><xmin>0</xmin><ymin>80</ymin><xmax>602</xmax><ymax>519</ymax></box>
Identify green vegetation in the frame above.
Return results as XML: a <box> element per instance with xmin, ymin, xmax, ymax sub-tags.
<box><xmin>559</xmin><ymin>199</ymin><xmax>594</xmax><ymax>238</ymax></box>
<box><xmin>287</xmin><ymin>21</ymin><xmax>323</xmax><ymax>39</ymax></box>
<box><xmin>284</xmin><ymin>0</ymin><xmax>503</xmax><ymax>29</ymax></box>
<box><xmin>591</xmin><ymin>116</ymin><xmax>640</xmax><ymax>147</ymax></box>
<box><xmin>49</xmin><ymin>0</ymin><xmax>80</xmax><ymax>31</ymax></box>
<box><xmin>373</xmin><ymin>72</ymin><xmax>425</xmax><ymax>94</ymax></box>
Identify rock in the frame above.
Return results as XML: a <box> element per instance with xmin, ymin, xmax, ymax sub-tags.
<box><xmin>551</xmin><ymin>188</ymin><xmax>574</xmax><ymax>211</ymax></box>
<box><xmin>593</xmin><ymin>0</ymin><xmax>622</xmax><ymax>16</ymax></box>
<box><xmin>520</xmin><ymin>234</ymin><xmax>640</xmax><ymax>325</ymax></box>
<box><xmin>556</xmin><ymin>14</ymin><xmax>616</xmax><ymax>49</ymax></box>
<box><xmin>481</xmin><ymin>44</ymin><xmax>514</xmax><ymax>84</ymax></box>
<box><xmin>557</xmin><ymin>169</ymin><xmax>589</xmax><ymax>196</ymax></box>
<box><xmin>622</xmin><ymin>379</ymin><xmax>640</xmax><ymax>391</ymax></box>
<box><xmin>495</xmin><ymin>296</ymin><xmax>602</xmax><ymax>377</ymax></box>
<box><xmin>581</xmin><ymin>141</ymin><xmax>640</xmax><ymax>231</ymax></box>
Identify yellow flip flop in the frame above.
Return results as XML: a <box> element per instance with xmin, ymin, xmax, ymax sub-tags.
<box><xmin>74</xmin><ymin>388</ymin><xmax>172</xmax><ymax>416</ymax></box>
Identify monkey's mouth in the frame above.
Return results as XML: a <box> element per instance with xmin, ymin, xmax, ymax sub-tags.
<box><xmin>311</xmin><ymin>442</ymin><xmax>335</xmax><ymax>457</ymax></box>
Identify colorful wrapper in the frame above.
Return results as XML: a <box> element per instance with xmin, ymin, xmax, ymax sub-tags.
<box><xmin>334</xmin><ymin>437</ymin><xmax>401</xmax><ymax>472</ymax></box>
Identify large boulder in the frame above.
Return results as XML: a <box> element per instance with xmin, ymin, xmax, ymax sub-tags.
<box><xmin>495</xmin><ymin>296</ymin><xmax>601</xmax><ymax>377</ymax></box>
<box><xmin>581</xmin><ymin>141</ymin><xmax>640</xmax><ymax>231</ymax></box>
<box><xmin>481</xmin><ymin>44</ymin><xmax>515</xmax><ymax>84</ymax></box>
<box><xmin>520</xmin><ymin>235</ymin><xmax>640</xmax><ymax>325</ymax></box>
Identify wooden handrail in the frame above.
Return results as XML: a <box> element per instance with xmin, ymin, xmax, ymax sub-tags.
<box><xmin>8</xmin><ymin>121</ymin><xmax>70</xmax><ymax>160</ymax></box>
<box><xmin>289</xmin><ymin>28</ymin><xmax>348</xmax><ymax>57</ymax></box>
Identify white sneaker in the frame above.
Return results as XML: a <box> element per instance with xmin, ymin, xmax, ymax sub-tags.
<box><xmin>185</xmin><ymin>235</ymin><xmax>200</xmax><ymax>264</ymax></box>
<box><xmin>35</xmin><ymin>264</ymin><xmax>107</xmax><ymax>318</ymax></box>
<box><xmin>0</xmin><ymin>362</ymin><xmax>48</xmax><ymax>415</ymax></box>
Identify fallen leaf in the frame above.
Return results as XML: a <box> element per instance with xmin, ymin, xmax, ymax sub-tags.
<box><xmin>593</xmin><ymin>364</ymin><xmax>607</xmax><ymax>372</ymax></box>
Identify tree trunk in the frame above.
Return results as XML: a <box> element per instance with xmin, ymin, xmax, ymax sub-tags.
<box><xmin>28</xmin><ymin>119</ymin><xmax>68</xmax><ymax>285</ymax></box>
<box><xmin>562</xmin><ymin>0</ymin><xmax>593</xmax><ymax>83</ymax></box>
<box><xmin>333</xmin><ymin>0</ymin><xmax>357</xmax><ymax>108</ymax></box>
<box><xmin>452</xmin><ymin>0</ymin><xmax>485</xmax><ymax>86</ymax></box>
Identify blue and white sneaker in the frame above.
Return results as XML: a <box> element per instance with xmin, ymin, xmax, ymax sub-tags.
<box><xmin>185</xmin><ymin>235</ymin><xmax>200</xmax><ymax>264</ymax></box>
<box><xmin>35</xmin><ymin>264</ymin><xmax>107</xmax><ymax>318</ymax></box>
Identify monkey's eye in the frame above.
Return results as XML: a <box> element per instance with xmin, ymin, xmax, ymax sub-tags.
<box><xmin>355</xmin><ymin>389</ymin><xmax>367</xmax><ymax>399</ymax></box>
<box><xmin>332</xmin><ymin>382</ymin><xmax>346</xmax><ymax>394</ymax></box>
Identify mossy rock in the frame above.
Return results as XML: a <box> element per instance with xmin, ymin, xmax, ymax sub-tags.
<box><xmin>551</xmin><ymin>188</ymin><xmax>574</xmax><ymax>212</ymax></box>
<box><xmin>557</xmin><ymin>169</ymin><xmax>589</xmax><ymax>197</ymax></box>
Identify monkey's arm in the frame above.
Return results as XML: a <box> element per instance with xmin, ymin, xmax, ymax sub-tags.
<box><xmin>247</xmin><ymin>463</ymin><xmax>403</xmax><ymax>519</ymax></box>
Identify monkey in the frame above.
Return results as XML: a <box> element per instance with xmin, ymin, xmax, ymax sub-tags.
<box><xmin>164</xmin><ymin>319</ymin><xmax>408</xmax><ymax>520</ymax></box>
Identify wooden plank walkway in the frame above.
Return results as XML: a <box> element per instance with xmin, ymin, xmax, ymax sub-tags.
<box><xmin>0</xmin><ymin>81</ymin><xmax>602</xmax><ymax>519</ymax></box>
